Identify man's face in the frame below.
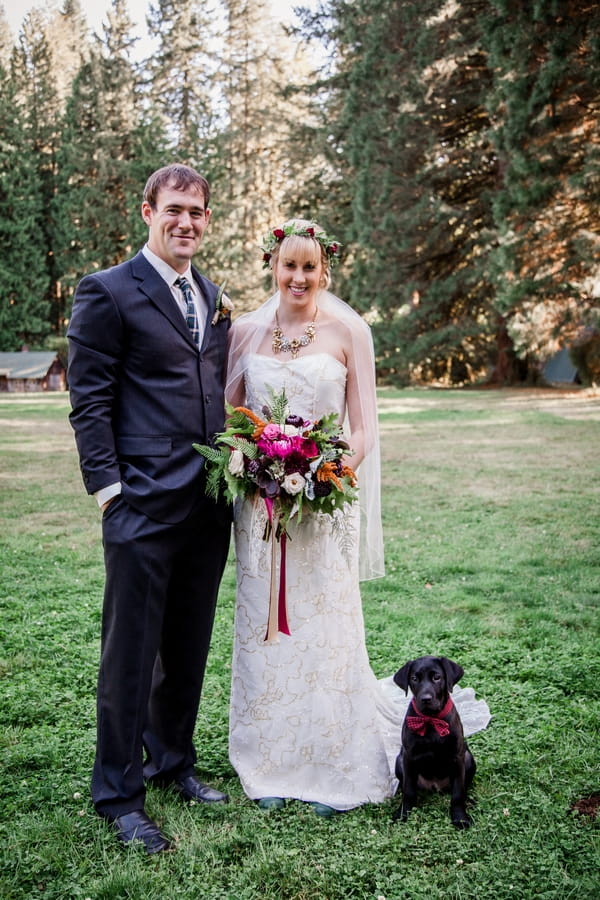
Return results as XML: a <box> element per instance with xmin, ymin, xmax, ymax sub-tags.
<box><xmin>141</xmin><ymin>182</ymin><xmax>211</xmax><ymax>272</ymax></box>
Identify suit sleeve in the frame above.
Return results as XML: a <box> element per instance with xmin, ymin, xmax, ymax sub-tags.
<box><xmin>67</xmin><ymin>274</ymin><xmax>123</xmax><ymax>495</ymax></box>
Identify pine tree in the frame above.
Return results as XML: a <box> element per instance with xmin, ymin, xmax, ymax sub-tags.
<box><xmin>0</xmin><ymin>5</ymin><xmax>12</xmax><ymax>68</ymax></box>
<box><xmin>45</xmin><ymin>0</ymin><xmax>90</xmax><ymax>105</ymax></box>
<box><xmin>306</xmin><ymin>0</ymin><xmax>498</xmax><ymax>384</ymax></box>
<box><xmin>0</xmin><ymin>54</ymin><xmax>49</xmax><ymax>349</ymax></box>
<box><xmin>54</xmin><ymin>0</ymin><xmax>169</xmax><ymax>325</ymax></box>
<box><xmin>484</xmin><ymin>0</ymin><xmax>600</xmax><ymax>381</ymax></box>
<box><xmin>147</xmin><ymin>0</ymin><xmax>220</xmax><ymax>159</ymax></box>
<box><xmin>11</xmin><ymin>8</ymin><xmax>66</xmax><ymax>336</ymax></box>
<box><xmin>208</xmin><ymin>0</ymin><xmax>319</xmax><ymax>310</ymax></box>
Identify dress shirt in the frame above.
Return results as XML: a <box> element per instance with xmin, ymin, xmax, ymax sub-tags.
<box><xmin>142</xmin><ymin>244</ymin><xmax>206</xmax><ymax>344</ymax></box>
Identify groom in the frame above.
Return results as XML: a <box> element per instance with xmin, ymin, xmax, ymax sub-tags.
<box><xmin>67</xmin><ymin>164</ymin><xmax>232</xmax><ymax>853</ymax></box>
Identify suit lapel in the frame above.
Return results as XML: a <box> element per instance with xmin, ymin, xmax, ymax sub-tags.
<box><xmin>130</xmin><ymin>252</ymin><xmax>198</xmax><ymax>349</ymax></box>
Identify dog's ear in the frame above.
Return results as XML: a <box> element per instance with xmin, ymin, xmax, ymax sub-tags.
<box><xmin>440</xmin><ymin>657</ymin><xmax>464</xmax><ymax>689</ymax></box>
<box><xmin>393</xmin><ymin>661</ymin><xmax>413</xmax><ymax>694</ymax></box>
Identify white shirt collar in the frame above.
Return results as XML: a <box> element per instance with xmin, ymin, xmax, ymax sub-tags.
<box><xmin>142</xmin><ymin>244</ymin><xmax>194</xmax><ymax>290</ymax></box>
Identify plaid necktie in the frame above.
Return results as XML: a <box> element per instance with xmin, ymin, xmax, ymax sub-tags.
<box><xmin>174</xmin><ymin>276</ymin><xmax>200</xmax><ymax>346</ymax></box>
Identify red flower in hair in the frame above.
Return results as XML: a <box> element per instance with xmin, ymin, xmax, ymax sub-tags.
<box><xmin>260</xmin><ymin>223</ymin><xmax>342</xmax><ymax>270</ymax></box>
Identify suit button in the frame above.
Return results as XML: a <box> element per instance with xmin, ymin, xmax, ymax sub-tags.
<box><xmin>205</xmin><ymin>394</ymin><xmax>211</xmax><ymax>404</ymax></box>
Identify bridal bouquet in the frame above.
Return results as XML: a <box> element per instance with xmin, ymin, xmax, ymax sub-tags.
<box><xmin>193</xmin><ymin>389</ymin><xmax>357</xmax><ymax>537</ymax></box>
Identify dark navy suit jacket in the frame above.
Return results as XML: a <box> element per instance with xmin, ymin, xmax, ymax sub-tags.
<box><xmin>67</xmin><ymin>251</ymin><xmax>230</xmax><ymax>524</ymax></box>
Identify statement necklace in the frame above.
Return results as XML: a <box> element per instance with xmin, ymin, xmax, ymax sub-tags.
<box><xmin>272</xmin><ymin>309</ymin><xmax>318</xmax><ymax>359</ymax></box>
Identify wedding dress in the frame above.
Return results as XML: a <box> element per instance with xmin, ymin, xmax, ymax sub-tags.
<box><xmin>228</xmin><ymin>352</ymin><xmax>491</xmax><ymax>810</ymax></box>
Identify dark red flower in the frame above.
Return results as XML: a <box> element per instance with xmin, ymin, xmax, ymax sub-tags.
<box><xmin>273</xmin><ymin>228</ymin><xmax>285</xmax><ymax>240</ymax></box>
<box><xmin>306</xmin><ymin>227</ymin><xmax>315</xmax><ymax>236</ymax></box>
<box><xmin>285</xmin><ymin>414</ymin><xmax>306</xmax><ymax>428</ymax></box>
<box><xmin>314</xmin><ymin>480</ymin><xmax>332</xmax><ymax>497</ymax></box>
<box><xmin>283</xmin><ymin>451</ymin><xmax>311</xmax><ymax>476</ymax></box>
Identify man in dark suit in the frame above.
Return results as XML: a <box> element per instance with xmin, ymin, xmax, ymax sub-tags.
<box><xmin>67</xmin><ymin>164</ymin><xmax>232</xmax><ymax>854</ymax></box>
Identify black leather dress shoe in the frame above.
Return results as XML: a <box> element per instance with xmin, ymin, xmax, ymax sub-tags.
<box><xmin>111</xmin><ymin>810</ymin><xmax>172</xmax><ymax>854</ymax></box>
<box><xmin>172</xmin><ymin>775</ymin><xmax>229</xmax><ymax>804</ymax></box>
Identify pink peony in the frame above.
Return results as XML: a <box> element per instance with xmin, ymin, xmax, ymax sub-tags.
<box><xmin>257</xmin><ymin>424</ymin><xmax>296</xmax><ymax>458</ymax></box>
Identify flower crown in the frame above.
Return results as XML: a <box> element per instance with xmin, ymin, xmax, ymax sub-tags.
<box><xmin>261</xmin><ymin>222</ymin><xmax>342</xmax><ymax>269</ymax></box>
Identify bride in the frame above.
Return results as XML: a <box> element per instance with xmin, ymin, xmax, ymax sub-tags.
<box><xmin>225</xmin><ymin>219</ymin><xmax>489</xmax><ymax>816</ymax></box>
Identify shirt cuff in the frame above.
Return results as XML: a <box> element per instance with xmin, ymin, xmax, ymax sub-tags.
<box><xmin>95</xmin><ymin>483</ymin><xmax>121</xmax><ymax>508</ymax></box>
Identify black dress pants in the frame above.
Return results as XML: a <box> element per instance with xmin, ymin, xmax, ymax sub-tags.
<box><xmin>91</xmin><ymin>494</ymin><xmax>230</xmax><ymax>818</ymax></box>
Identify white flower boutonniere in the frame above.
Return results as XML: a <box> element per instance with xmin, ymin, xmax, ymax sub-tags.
<box><xmin>212</xmin><ymin>281</ymin><xmax>234</xmax><ymax>325</ymax></box>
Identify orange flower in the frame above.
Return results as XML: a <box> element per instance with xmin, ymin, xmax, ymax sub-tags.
<box><xmin>341</xmin><ymin>465</ymin><xmax>357</xmax><ymax>487</ymax></box>
<box><xmin>234</xmin><ymin>406</ymin><xmax>266</xmax><ymax>427</ymax></box>
<box><xmin>234</xmin><ymin>406</ymin><xmax>267</xmax><ymax>439</ymax></box>
<box><xmin>316</xmin><ymin>462</ymin><xmax>343</xmax><ymax>491</ymax></box>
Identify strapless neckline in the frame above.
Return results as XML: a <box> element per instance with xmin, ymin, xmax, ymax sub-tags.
<box><xmin>247</xmin><ymin>352</ymin><xmax>347</xmax><ymax>376</ymax></box>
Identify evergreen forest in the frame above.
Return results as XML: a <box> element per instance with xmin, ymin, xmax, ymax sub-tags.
<box><xmin>2</xmin><ymin>0</ymin><xmax>600</xmax><ymax>386</ymax></box>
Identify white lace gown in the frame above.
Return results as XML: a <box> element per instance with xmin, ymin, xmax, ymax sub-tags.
<box><xmin>229</xmin><ymin>353</ymin><xmax>490</xmax><ymax>810</ymax></box>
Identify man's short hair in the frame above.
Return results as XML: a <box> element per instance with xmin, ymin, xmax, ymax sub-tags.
<box><xmin>143</xmin><ymin>164</ymin><xmax>210</xmax><ymax>209</ymax></box>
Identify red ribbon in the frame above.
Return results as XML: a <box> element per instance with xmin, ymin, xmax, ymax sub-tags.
<box><xmin>405</xmin><ymin>697</ymin><xmax>454</xmax><ymax>737</ymax></box>
<box><xmin>263</xmin><ymin>498</ymin><xmax>291</xmax><ymax>643</ymax></box>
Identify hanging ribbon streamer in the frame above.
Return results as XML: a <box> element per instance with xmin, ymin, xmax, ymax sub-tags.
<box><xmin>263</xmin><ymin>497</ymin><xmax>291</xmax><ymax>643</ymax></box>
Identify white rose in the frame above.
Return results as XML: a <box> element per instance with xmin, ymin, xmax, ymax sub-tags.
<box><xmin>282</xmin><ymin>472</ymin><xmax>306</xmax><ymax>495</ymax></box>
<box><xmin>228</xmin><ymin>448</ymin><xmax>245</xmax><ymax>476</ymax></box>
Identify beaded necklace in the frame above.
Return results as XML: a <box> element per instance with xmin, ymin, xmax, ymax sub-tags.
<box><xmin>272</xmin><ymin>309</ymin><xmax>318</xmax><ymax>359</ymax></box>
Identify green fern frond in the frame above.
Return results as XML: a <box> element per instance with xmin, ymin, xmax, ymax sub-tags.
<box><xmin>205</xmin><ymin>465</ymin><xmax>225</xmax><ymax>501</ymax></box>
<box><xmin>269</xmin><ymin>388</ymin><xmax>289</xmax><ymax>424</ymax></box>
<box><xmin>229</xmin><ymin>436</ymin><xmax>258</xmax><ymax>458</ymax></box>
<box><xmin>193</xmin><ymin>443</ymin><xmax>227</xmax><ymax>465</ymax></box>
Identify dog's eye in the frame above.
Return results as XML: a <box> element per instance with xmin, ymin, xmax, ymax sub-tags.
<box><xmin>432</xmin><ymin>673</ymin><xmax>442</xmax><ymax>682</ymax></box>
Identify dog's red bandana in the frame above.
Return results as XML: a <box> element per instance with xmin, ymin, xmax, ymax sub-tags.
<box><xmin>406</xmin><ymin>697</ymin><xmax>454</xmax><ymax>737</ymax></box>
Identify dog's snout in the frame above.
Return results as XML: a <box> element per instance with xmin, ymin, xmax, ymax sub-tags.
<box><xmin>418</xmin><ymin>690</ymin><xmax>436</xmax><ymax>710</ymax></box>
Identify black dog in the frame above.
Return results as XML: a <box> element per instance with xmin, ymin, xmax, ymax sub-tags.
<box><xmin>393</xmin><ymin>656</ymin><xmax>475</xmax><ymax>828</ymax></box>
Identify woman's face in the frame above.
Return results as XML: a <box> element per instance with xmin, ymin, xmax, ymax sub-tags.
<box><xmin>274</xmin><ymin>241</ymin><xmax>324</xmax><ymax>312</ymax></box>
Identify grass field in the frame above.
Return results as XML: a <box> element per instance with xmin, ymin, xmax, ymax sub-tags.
<box><xmin>1</xmin><ymin>386</ymin><xmax>599</xmax><ymax>899</ymax></box>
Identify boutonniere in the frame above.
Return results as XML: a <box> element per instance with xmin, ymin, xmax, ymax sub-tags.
<box><xmin>211</xmin><ymin>281</ymin><xmax>234</xmax><ymax>325</ymax></box>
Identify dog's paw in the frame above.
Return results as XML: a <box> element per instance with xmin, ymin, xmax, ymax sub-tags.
<box><xmin>451</xmin><ymin>810</ymin><xmax>472</xmax><ymax>829</ymax></box>
<box><xmin>392</xmin><ymin>805</ymin><xmax>411</xmax><ymax>823</ymax></box>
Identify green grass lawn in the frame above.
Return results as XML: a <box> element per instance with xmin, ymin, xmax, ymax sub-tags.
<box><xmin>1</xmin><ymin>387</ymin><xmax>599</xmax><ymax>899</ymax></box>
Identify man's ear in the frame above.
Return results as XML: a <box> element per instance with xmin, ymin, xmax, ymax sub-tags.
<box><xmin>141</xmin><ymin>200</ymin><xmax>152</xmax><ymax>226</ymax></box>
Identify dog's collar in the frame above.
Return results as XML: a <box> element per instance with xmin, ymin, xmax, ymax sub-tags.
<box><xmin>406</xmin><ymin>697</ymin><xmax>454</xmax><ymax>737</ymax></box>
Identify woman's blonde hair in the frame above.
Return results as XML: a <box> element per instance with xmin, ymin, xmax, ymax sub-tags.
<box><xmin>262</xmin><ymin>218</ymin><xmax>341</xmax><ymax>290</ymax></box>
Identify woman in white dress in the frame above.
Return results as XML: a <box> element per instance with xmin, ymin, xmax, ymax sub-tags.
<box><xmin>225</xmin><ymin>220</ymin><xmax>489</xmax><ymax>816</ymax></box>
